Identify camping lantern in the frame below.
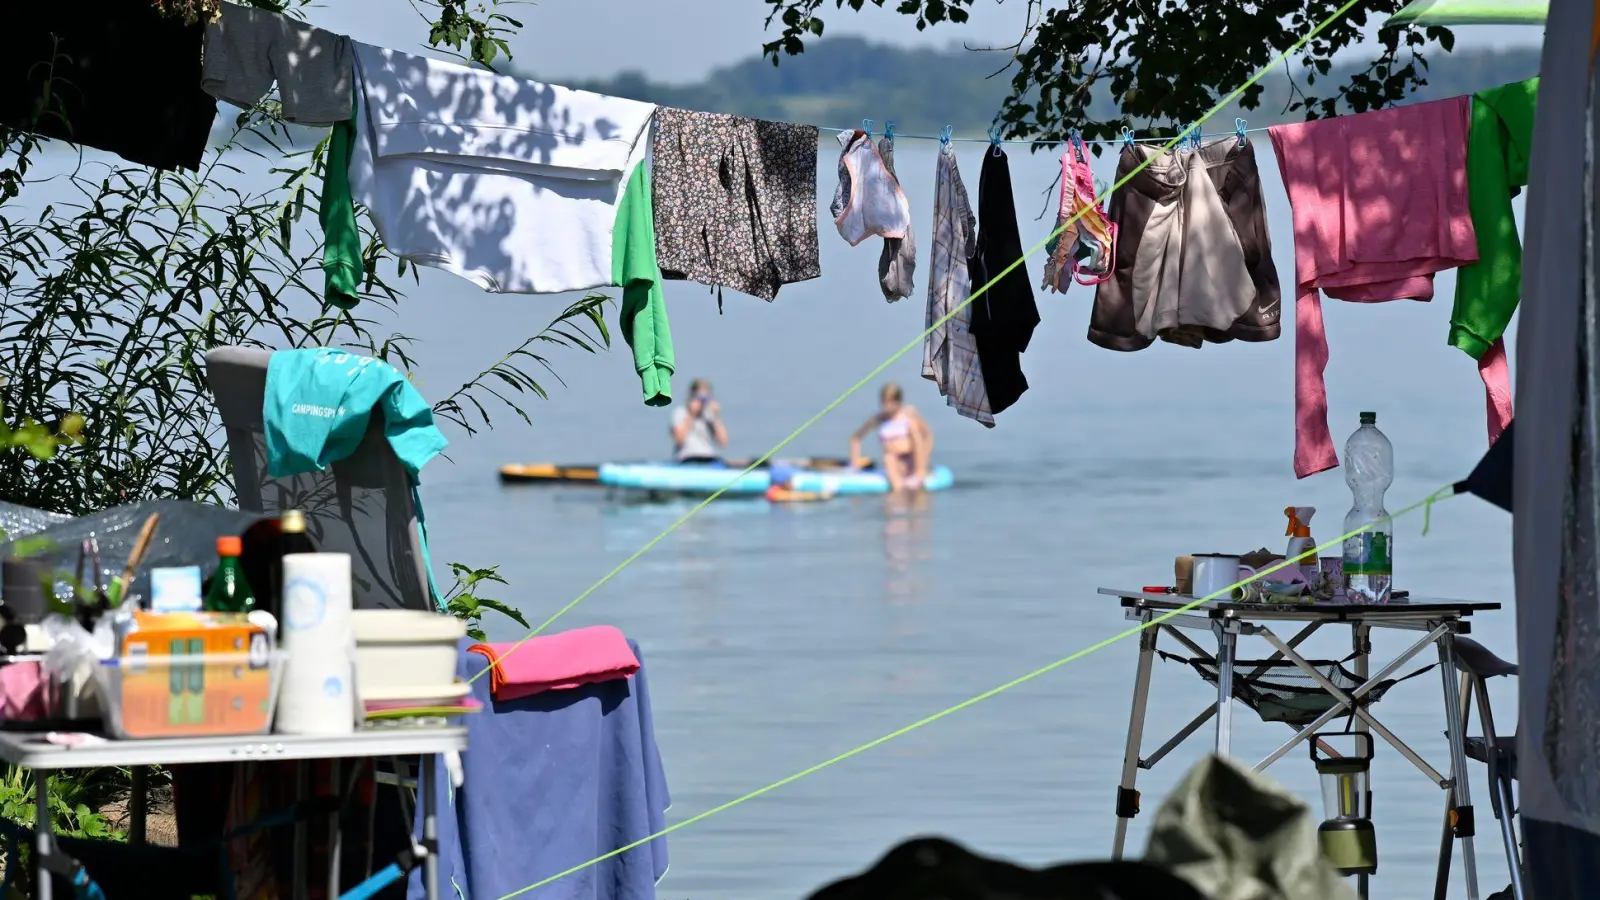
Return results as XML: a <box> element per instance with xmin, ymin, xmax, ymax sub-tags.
<box><xmin>1311</xmin><ymin>732</ymin><xmax>1377</xmax><ymax>876</ymax></box>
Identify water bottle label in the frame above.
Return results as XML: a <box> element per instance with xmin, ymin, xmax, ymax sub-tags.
<box><xmin>1345</xmin><ymin>533</ymin><xmax>1392</xmax><ymax>576</ymax></box>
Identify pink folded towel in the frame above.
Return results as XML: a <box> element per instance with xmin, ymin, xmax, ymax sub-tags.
<box><xmin>0</xmin><ymin>661</ymin><xmax>46</xmax><ymax>721</ymax></box>
<box><xmin>467</xmin><ymin>625</ymin><xmax>640</xmax><ymax>702</ymax></box>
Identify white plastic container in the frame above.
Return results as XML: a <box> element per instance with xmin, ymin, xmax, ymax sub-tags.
<box><xmin>351</xmin><ymin>610</ymin><xmax>466</xmax><ymax>701</ymax></box>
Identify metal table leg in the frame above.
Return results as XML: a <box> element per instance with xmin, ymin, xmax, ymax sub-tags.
<box><xmin>34</xmin><ymin>770</ymin><xmax>52</xmax><ymax>900</ymax></box>
<box><xmin>328</xmin><ymin>759</ymin><xmax>342</xmax><ymax>900</ymax></box>
<box><xmin>129</xmin><ymin>766</ymin><xmax>147</xmax><ymax>846</ymax></box>
<box><xmin>423</xmin><ymin>754</ymin><xmax>439</xmax><ymax>900</ymax></box>
<box><xmin>1112</xmin><ymin>612</ymin><xmax>1157</xmax><ymax>860</ymax></box>
<box><xmin>294</xmin><ymin>761</ymin><xmax>309</xmax><ymax>900</ymax></box>
<box><xmin>1438</xmin><ymin>631</ymin><xmax>1481</xmax><ymax>900</ymax></box>
<box><xmin>1353</xmin><ymin>623</ymin><xmax>1371</xmax><ymax>900</ymax></box>
<box><xmin>1473</xmin><ymin>680</ymin><xmax>1525</xmax><ymax>900</ymax></box>
<box><xmin>1214</xmin><ymin>621</ymin><xmax>1238</xmax><ymax>756</ymax></box>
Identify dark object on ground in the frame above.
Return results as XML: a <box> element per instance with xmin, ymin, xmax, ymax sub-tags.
<box><xmin>805</xmin><ymin>836</ymin><xmax>1209</xmax><ymax>900</ymax></box>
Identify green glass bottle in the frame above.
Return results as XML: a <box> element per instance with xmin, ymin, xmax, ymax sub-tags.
<box><xmin>205</xmin><ymin>535</ymin><xmax>255</xmax><ymax>613</ymax></box>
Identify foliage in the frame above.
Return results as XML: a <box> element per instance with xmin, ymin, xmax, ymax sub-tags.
<box><xmin>423</xmin><ymin>0</ymin><xmax>527</xmax><ymax>68</ymax></box>
<box><xmin>0</xmin><ymin>765</ymin><xmax>121</xmax><ymax>840</ymax></box>
<box><xmin>444</xmin><ymin>563</ymin><xmax>530</xmax><ymax>642</ymax></box>
<box><xmin>0</xmin><ymin>0</ymin><xmax>584</xmax><ymax>839</ymax></box>
<box><xmin>758</xmin><ymin>0</ymin><xmax>1467</xmax><ymax>146</ymax></box>
<box><xmin>562</xmin><ymin>36</ymin><xmax>1537</xmax><ymax>141</ymax></box>
<box><xmin>0</xmin><ymin>0</ymin><xmax>607</xmax><ymax>519</ymax></box>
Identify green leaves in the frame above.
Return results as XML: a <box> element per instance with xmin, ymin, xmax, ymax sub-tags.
<box><xmin>426</xmin><ymin>2</ymin><xmax>523</xmax><ymax>70</ymax></box>
<box><xmin>443</xmin><ymin>563</ymin><xmax>530</xmax><ymax>642</ymax></box>
<box><xmin>760</xmin><ymin>0</ymin><xmax>1455</xmax><ymax>150</ymax></box>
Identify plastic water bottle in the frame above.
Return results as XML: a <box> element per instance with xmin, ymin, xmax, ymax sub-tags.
<box><xmin>1342</xmin><ymin>412</ymin><xmax>1394</xmax><ymax>603</ymax></box>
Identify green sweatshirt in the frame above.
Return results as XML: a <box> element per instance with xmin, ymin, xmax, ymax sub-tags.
<box><xmin>1451</xmin><ymin>77</ymin><xmax>1539</xmax><ymax>359</ymax></box>
<box><xmin>320</xmin><ymin>92</ymin><xmax>362</xmax><ymax>310</ymax></box>
<box><xmin>611</xmin><ymin>163</ymin><xmax>675</xmax><ymax>407</ymax></box>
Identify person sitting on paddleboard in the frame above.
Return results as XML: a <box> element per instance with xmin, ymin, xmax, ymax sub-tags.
<box><xmin>849</xmin><ymin>382</ymin><xmax>934</xmax><ymax>492</ymax></box>
<box><xmin>672</xmin><ymin>378</ymin><xmax>729</xmax><ymax>463</ymax></box>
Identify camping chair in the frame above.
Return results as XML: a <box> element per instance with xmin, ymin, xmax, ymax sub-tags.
<box><xmin>1434</xmin><ymin>636</ymin><xmax>1524</xmax><ymax>900</ymax></box>
<box><xmin>205</xmin><ymin>345</ymin><xmax>434</xmax><ymax>611</ymax></box>
<box><xmin>205</xmin><ymin>346</ymin><xmax>444</xmax><ymax>896</ymax></box>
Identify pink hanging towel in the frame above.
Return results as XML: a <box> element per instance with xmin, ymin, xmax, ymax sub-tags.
<box><xmin>1268</xmin><ymin>96</ymin><xmax>1481</xmax><ymax>478</ymax></box>
<box><xmin>467</xmin><ymin>624</ymin><xmax>641</xmax><ymax>702</ymax></box>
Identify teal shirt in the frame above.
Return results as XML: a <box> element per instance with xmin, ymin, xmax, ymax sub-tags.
<box><xmin>264</xmin><ymin>348</ymin><xmax>447</xmax><ymax>479</ymax></box>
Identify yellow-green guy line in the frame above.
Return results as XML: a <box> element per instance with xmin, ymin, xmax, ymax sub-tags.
<box><xmin>494</xmin><ymin>488</ymin><xmax>1452</xmax><ymax>900</ymax></box>
<box><xmin>472</xmin><ymin>0</ymin><xmax>1373</xmax><ymax>686</ymax></box>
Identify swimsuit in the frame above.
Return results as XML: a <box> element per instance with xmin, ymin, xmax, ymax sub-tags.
<box><xmin>878</xmin><ymin>416</ymin><xmax>911</xmax><ymax>443</ymax></box>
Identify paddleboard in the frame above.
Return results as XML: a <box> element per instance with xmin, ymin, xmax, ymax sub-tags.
<box><xmin>597</xmin><ymin>462</ymin><xmax>954</xmax><ymax>497</ymax></box>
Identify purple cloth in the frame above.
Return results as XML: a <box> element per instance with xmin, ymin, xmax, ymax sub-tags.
<box><xmin>409</xmin><ymin>638</ymin><xmax>670</xmax><ymax>900</ymax></box>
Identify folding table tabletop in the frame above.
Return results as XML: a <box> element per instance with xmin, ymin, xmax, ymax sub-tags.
<box><xmin>1098</xmin><ymin>588</ymin><xmax>1500</xmax><ymax>900</ymax></box>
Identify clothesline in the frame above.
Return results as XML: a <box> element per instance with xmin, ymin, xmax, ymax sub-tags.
<box><xmin>815</xmin><ymin>120</ymin><xmax>1275</xmax><ymax>146</ymax></box>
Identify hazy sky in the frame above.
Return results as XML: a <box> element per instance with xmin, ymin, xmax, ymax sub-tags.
<box><xmin>305</xmin><ymin>0</ymin><xmax>1539</xmax><ymax>84</ymax></box>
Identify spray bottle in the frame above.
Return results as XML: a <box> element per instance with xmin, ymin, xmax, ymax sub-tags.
<box><xmin>1285</xmin><ymin>506</ymin><xmax>1317</xmax><ymax>580</ymax></box>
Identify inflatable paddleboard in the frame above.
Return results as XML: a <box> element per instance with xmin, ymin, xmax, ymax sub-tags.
<box><xmin>597</xmin><ymin>462</ymin><xmax>953</xmax><ymax>497</ymax></box>
<box><xmin>500</xmin><ymin>456</ymin><xmax>858</xmax><ymax>485</ymax></box>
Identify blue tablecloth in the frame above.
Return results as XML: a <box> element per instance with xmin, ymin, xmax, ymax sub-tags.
<box><xmin>410</xmin><ymin>638</ymin><xmax>670</xmax><ymax>900</ymax></box>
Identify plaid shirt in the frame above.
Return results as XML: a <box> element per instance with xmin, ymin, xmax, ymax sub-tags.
<box><xmin>923</xmin><ymin>144</ymin><xmax>995</xmax><ymax>427</ymax></box>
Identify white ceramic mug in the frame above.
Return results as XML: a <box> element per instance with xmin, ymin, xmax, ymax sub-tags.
<box><xmin>1191</xmin><ymin>554</ymin><xmax>1244</xmax><ymax>599</ymax></box>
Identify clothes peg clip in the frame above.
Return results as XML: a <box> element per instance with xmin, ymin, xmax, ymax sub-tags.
<box><xmin>1121</xmin><ymin>126</ymin><xmax>1135</xmax><ymax>149</ymax></box>
<box><xmin>884</xmin><ymin>120</ymin><xmax>896</xmax><ymax>144</ymax></box>
<box><xmin>987</xmin><ymin>125</ymin><xmax>1004</xmax><ymax>157</ymax></box>
<box><xmin>1235</xmin><ymin>117</ymin><xmax>1248</xmax><ymax>148</ymax></box>
<box><xmin>862</xmin><ymin>118</ymin><xmax>874</xmax><ymax>138</ymax></box>
<box><xmin>939</xmin><ymin>125</ymin><xmax>953</xmax><ymax>146</ymax></box>
<box><xmin>1068</xmin><ymin>128</ymin><xmax>1087</xmax><ymax>163</ymax></box>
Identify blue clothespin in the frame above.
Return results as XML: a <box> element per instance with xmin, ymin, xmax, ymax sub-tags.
<box><xmin>988</xmin><ymin>125</ymin><xmax>1004</xmax><ymax>157</ymax></box>
<box><xmin>1235</xmin><ymin>117</ymin><xmax>1248</xmax><ymax>147</ymax></box>
<box><xmin>1068</xmin><ymin>127</ymin><xmax>1087</xmax><ymax>162</ymax></box>
<box><xmin>862</xmin><ymin>118</ymin><xmax>874</xmax><ymax>138</ymax></box>
<box><xmin>1121</xmin><ymin>126</ymin><xmax>1135</xmax><ymax>149</ymax></box>
<box><xmin>939</xmin><ymin>125</ymin><xmax>953</xmax><ymax>146</ymax></box>
<box><xmin>884</xmin><ymin>120</ymin><xmax>896</xmax><ymax>145</ymax></box>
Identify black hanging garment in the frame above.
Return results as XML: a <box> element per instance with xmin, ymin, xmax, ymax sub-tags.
<box><xmin>966</xmin><ymin>147</ymin><xmax>1041</xmax><ymax>415</ymax></box>
<box><xmin>1</xmin><ymin>2</ymin><xmax>218</xmax><ymax>171</ymax></box>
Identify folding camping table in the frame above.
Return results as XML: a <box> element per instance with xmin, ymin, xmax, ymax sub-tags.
<box><xmin>1098</xmin><ymin>589</ymin><xmax>1501</xmax><ymax>900</ymax></box>
<box><xmin>0</xmin><ymin>726</ymin><xmax>466</xmax><ymax>900</ymax></box>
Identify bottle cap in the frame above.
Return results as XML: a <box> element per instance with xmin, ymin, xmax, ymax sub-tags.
<box><xmin>217</xmin><ymin>535</ymin><xmax>243</xmax><ymax>556</ymax></box>
<box><xmin>1360</xmin><ymin>411</ymin><xmax>1377</xmax><ymax>425</ymax></box>
<box><xmin>1293</xmin><ymin>524</ymin><xmax>1310</xmax><ymax>538</ymax></box>
<box><xmin>281</xmin><ymin>509</ymin><xmax>307</xmax><ymax>533</ymax></box>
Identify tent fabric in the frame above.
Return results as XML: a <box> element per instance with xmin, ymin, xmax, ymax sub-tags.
<box><xmin>1458</xmin><ymin>419</ymin><xmax>1514</xmax><ymax>512</ymax></box>
<box><xmin>1386</xmin><ymin>0</ymin><xmax>1549</xmax><ymax>27</ymax></box>
<box><xmin>1515</xmin><ymin>0</ymin><xmax>1600</xmax><ymax>889</ymax></box>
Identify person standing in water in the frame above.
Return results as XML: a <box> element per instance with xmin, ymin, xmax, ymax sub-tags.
<box><xmin>672</xmin><ymin>378</ymin><xmax>729</xmax><ymax>463</ymax></box>
<box><xmin>850</xmin><ymin>382</ymin><xmax>934</xmax><ymax>491</ymax></box>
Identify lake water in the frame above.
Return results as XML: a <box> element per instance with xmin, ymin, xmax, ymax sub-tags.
<box><xmin>27</xmin><ymin>132</ymin><xmax>1520</xmax><ymax>898</ymax></box>
<box><xmin>394</xmin><ymin>140</ymin><xmax>1521</xmax><ymax>899</ymax></box>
